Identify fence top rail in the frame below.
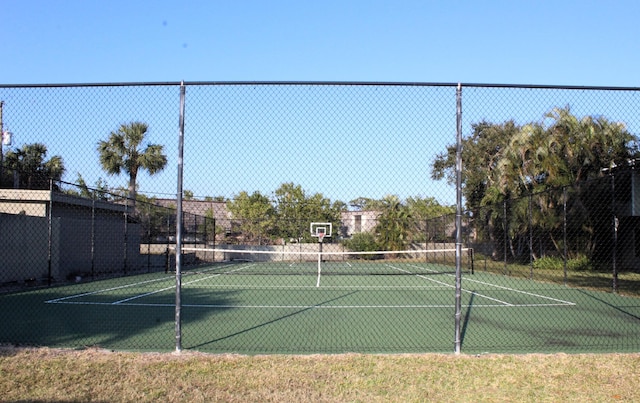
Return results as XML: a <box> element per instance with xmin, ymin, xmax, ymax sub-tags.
<box><xmin>1</xmin><ymin>81</ymin><xmax>640</xmax><ymax>91</ymax></box>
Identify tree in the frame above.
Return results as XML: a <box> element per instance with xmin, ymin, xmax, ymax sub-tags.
<box><xmin>226</xmin><ymin>191</ymin><xmax>276</xmax><ymax>244</ymax></box>
<box><xmin>97</xmin><ymin>122</ymin><xmax>167</xmax><ymax>206</ymax></box>
<box><xmin>349</xmin><ymin>197</ymin><xmax>383</xmax><ymax>211</ymax></box>
<box><xmin>432</xmin><ymin>120</ymin><xmax>519</xmax><ymax>207</ymax></box>
<box><xmin>4</xmin><ymin>143</ymin><xmax>65</xmax><ymax>189</ymax></box>
<box><xmin>375</xmin><ymin>195</ymin><xmax>411</xmax><ymax>251</ymax></box>
<box><xmin>406</xmin><ymin>196</ymin><xmax>456</xmax><ymax>242</ymax></box>
<box><xmin>273</xmin><ymin>183</ymin><xmax>343</xmax><ymax>243</ymax></box>
<box><xmin>432</xmin><ymin>107</ymin><xmax>639</xmax><ymax>261</ymax></box>
<box><xmin>73</xmin><ymin>173</ymin><xmax>111</xmax><ymax>200</ymax></box>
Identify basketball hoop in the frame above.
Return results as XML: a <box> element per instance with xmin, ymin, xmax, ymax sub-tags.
<box><xmin>310</xmin><ymin>222</ymin><xmax>332</xmax><ymax>242</ymax></box>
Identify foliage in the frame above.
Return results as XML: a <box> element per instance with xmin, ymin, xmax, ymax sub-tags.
<box><xmin>97</xmin><ymin>122</ymin><xmax>167</xmax><ymax>204</ymax></box>
<box><xmin>3</xmin><ymin>143</ymin><xmax>65</xmax><ymax>189</ymax></box>
<box><xmin>374</xmin><ymin>195</ymin><xmax>411</xmax><ymax>250</ymax></box>
<box><xmin>342</xmin><ymin>232</ymin><xmax>379</xmax><ymax>259</ymax></box>
<box><xmin>532</xmin><ymin>254</ymin><xmax>592</xmax><ymax>272</ymax></box>
<box><xmin>433</xmin><ymin>107</ymin><xmax>639</xmax><ymax>262</ymax></box>
<box><xmin>136</xmin><ymin>194</ymin><xmax>175</xmax><ymax>242</ymax></box>
<box><xmin>433</xmin><ymin>107</ymin><xmax>637</xmax><ymax>205</ymax></box>
<box><xmin>273</xmin><ymin>182</ymin><xmax>343</xmax><ymax>243</ymax></box>
<box><xmin>226</xmin><ymin>191</ymin><xmax>277</xmax><ymax>244</ymax></box>
<box><xmin>72</xmin><ymin>173</ymin><xmax>112</xmax><ymax>200</ymax></box>
<box><xmin>348</xmin><ymin>197</ymin><xmax>383</xmax><ymax>210</ymax></box>
<box><xmin>200</xmin><ymin>208</ymin><xmax>227</xmax><ymax>244</ymax></box>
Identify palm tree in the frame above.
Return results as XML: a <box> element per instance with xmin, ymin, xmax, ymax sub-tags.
<box><xmin>97</xmin><ymin>122</ymin><xmax>167</xmax><ymax>206</ymax></box>
<box><xmin>375</xmin><ymin>195</ymin><xmax>411</xmax><ymax>251</ymax></box>
<box><xmin>4</xmin><ymin>143</ymin><xmax>65</xmax><ymax>189</ymax></box>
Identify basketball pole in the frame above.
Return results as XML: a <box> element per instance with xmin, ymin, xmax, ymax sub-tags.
<box><xmin>316</xmin><ymin>234</ymin><xmax>323</xmax><ymax>287</ymax></box>
<box><xmin>454</xmin><ymin>83</ymin><xmax>463</xmax><ymax>355</ymax></box>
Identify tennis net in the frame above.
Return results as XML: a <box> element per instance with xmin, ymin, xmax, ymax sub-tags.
<box><xmin>179</xmin><ymin>246</ymin><xmax>474</xmax><ymax>276</ymax></box>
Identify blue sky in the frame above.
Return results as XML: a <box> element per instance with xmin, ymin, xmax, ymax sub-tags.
<box><xmin>2</xmin><ymin>1</ymin><xmax>640</xmax><ymax>206</ymax></box>
<box><xmin>4</xmin><ymin>0</ymin><xmax>639</xmax><ymax>86</ymax></box>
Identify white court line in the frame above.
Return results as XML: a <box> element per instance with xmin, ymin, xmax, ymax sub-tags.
<box><xmin>111</xmin><ymin>263</ymin><xmax>257</xmax><ymax>304</ymax></box>
<box><xmin>45</xmin><ymin>263</ymin><xmax>243</xmax><ymax>305</ymax></box>
<box><xmin>45</xmin><ymin>300</ymin><xmax>576</xmax><ymax>309</ymax></box>
<box><xmin>406</xmin><ymin>263</ymin><xmax>576</xmax><ymax>306</ymax></box>
<box><xmin>387</xmin><ymin>264</ymin><xmax>514</xmax><ymax>306</ymax></box>
<box><xmin>45</xmin><ymin>276</ymin><xmax>175</xmax><ymax>304</ymax></box>
<box><xmin>459</xmin><ymin>276</ymin><xmax>576</xmax><ymax>305</ymax></box>
<box><xmin>45</xmin><ymin>261</ymin><xmax>575</xmax><ymax>308</ymax></box>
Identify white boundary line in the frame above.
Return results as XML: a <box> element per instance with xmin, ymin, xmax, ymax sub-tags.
<box><xmin>387</xmin><ymin>264</ymin><xmax>515</xmax><ymax>306</ymax></box>
<box><xmin>45</xmin><ymin>261</ymin><xmax>576</xmax><ymax>308</ymax></box>
<box><xmin>44</xmin><ymin>300</ymin><xmax>576</xmax><ymax>309</ymax></box>
<box><xmin>405</xmin><ymin>263</ymin><xmax>576</xmax><ymax>306</ymax></box>
<box><xmin>45</xmin><ymin>263</ymin><xmax>241</xmax><ymax>305</ymax></box>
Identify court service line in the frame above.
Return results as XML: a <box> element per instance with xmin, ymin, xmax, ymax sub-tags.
<box><xmin>387</xmin><ymin>264</ymin><xmax>514</xmax><ymax>306</ymax></box>
<box><xmin>45</xmin><ymin>300</ymin><xmax>577</xmax><ymax>309</ymax></box>
<box><xmin>458</xmin><ymin>276</ymin><xmax>576</xmax><ymax>305</ymax></box>
<box><xmin>45</xmin><ymin>263</ymin><xmax>241</xmax><ymax>305</ymax></box>
<box><xmin>111</xmin><ymin>264</ymin><xmax>258</xmax><ymax>304</ymax></box>
<box><xmin>406</xmin><ymin>264</ymin><xmax>576</xmax><ymax>306</ymax></box>
<box><xmin>45</xmin><ymin>276</ymin><xmax>176</xmax><ymax>304</ymax></box>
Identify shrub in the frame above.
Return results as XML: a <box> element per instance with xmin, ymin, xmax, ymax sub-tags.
<box><xmin>342</xmin><ymin>232</ymin><xmax>379</xmax><ymax>260</ymax></box>
<box><xmin>533</xmin><ymin>254</ymin><xmax>592</xmax><ymax>271</ymax></box>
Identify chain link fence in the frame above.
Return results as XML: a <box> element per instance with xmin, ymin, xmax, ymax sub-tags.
<box><xmin>0</xmin><ymin>82</ymin><xmax>638</xmax><ymax>353</ymax></box>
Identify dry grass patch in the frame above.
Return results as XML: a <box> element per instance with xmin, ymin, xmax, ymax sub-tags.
<box><xmin>0</xmin><ymin>346</ymin><xmax>639</xmax><ymax>402</ymax></box>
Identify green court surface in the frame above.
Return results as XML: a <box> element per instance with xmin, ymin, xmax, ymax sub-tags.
<box><xmin>1</xmin><ymin>260</ymin><xmax>639</xmax><ymax>354</ymax></box>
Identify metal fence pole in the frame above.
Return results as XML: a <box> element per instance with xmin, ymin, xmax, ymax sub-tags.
<box><xmin>454</xmin><ymin>83</ymin><xmax>463</xmax><ymax>354</ymax></box>
<box><xmin>612</xmin><ymin>171</ymin><xmax>618</xmax><ymax>293</ymax></box>
<box><xmin>529</xmin><ymin>194</ymin><xmax>533</xmax><ymax>279</ymax></box>
<box><xmin>503</xmin><ymin>200</ymin><xmax>508</xmax><ymax>275</ymax></box>
<box><xmin>47</xmin><ymin>179</ymin><xmax>54</xmax><ymax>286</ymax></box>
<box><xmin>91</xmin><ymin>192</ymin><xmax>96</xmax><ymax>279</ymax></box>
<box><xmin>175</xmin><ymin>81</ymin><xmax>186</xmax><ymax>352</ymax></box>
<box><xmin>563</xmin><ymin>186</ymin><xmax>568</xmax><ymax>286</ymax></box>
<box><xmin>123</xmin><ymin>202</ymin><xmax>128</xmax><ymax>275</ymax></box>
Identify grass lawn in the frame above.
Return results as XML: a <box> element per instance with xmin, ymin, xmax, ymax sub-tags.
<box><xmin>1</xmin><ymin>346</ymin><xmax>639</xmax><ymax>402</ymax></box>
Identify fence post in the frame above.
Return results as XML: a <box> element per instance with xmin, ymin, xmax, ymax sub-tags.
<box><xmin>91</xmin><ymin>192</ymin><xmax>96</xmax><ymax>279</ymax></box>
<box><xmin>563</xmin><ymin>186</ymin><xmax>568</xmax><ymax>286</ymax></box>
<box><xmin>503</xmin><ymin>200</ymin><xmax>508</xmax><ymax>275</ymax></box>
<box><xmin>454</xmin><ymin>83</ymin><xmax>463</xmax><ymax>355</ymax></box>
<box><xmin>611</xmin><ymin>171</ymin><xmax>618</xmax><ymax>293</ymax></box>
<box><xmin>47</xmin><ymin>179</ymin><xmax>54</xmax><ymax>286</ymax></box>
<box><xmin>175</xmin><ymin>81</ymin><xmax>186</xmax><ymax>352</ymax></box>
<box><xmin>529</xmin><ymin>194</ymin><xmax>533</xmax><ymax>279</ymax></box>
<box><xmin>123</xmin><ymin>200</ymin><xmax>128</xmax><ymax>275</ymax></box>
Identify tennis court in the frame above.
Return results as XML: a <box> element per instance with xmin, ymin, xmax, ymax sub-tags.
<box><xmin>2</xmin><ymin>251</ymin><xmax>638</xmax><ymax>354</ymax></box>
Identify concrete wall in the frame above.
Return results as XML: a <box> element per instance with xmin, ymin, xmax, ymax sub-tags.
<box><xmin>0</xmin><ymin>213</ymin><xmax>59</xmax><ymax>283</ymax></box>
<box><xmin>57</xmin><ymin>218</ymin><xmax>142</xmax><ymax>277</ymax></box>
<box><xmin>197</xmin><ymin>242</ymin><xmax>461</xmax><ymax>263</ymax></box>
<box><xmin>0</xmin><ymin>212</ymin><xmax>146</xmax><ymax>285</ymax></box>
